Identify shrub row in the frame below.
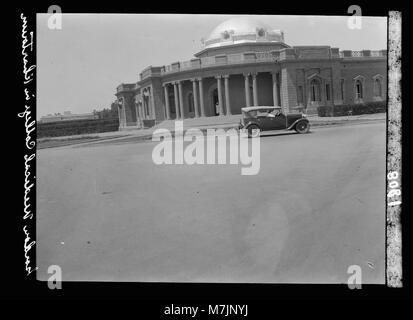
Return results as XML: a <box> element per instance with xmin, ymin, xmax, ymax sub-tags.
<box><xmin>38</xmin><ymin>118</ymin><xmax>119</xmax><ymax>138</ymax></box>
<box><xmin>317</xmin><ymin>101</ymin><xmax>386</xmax><ymax>117</ymax></box>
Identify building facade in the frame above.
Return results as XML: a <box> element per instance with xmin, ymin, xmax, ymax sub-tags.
<box><xmin>115</xmin><ymin>17</ymin><xmax>386</xmax><ymax>129</ymax></box>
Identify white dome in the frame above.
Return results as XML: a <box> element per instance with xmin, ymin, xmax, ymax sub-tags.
<box><xmin>203</xmin><ymin>17</ymin><xmax>284</xmax><ymax>48</ymax></box>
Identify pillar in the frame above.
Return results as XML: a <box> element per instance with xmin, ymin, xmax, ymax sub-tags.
<box><xmin>139</xmin><ymin>102</ymin><xmax>144</xmax><ymax>121</ymax></box>
<box><xmin>135</xmin><ymin>102</ymin><xmax>139</xmax><ymax>126</ymax></box>
<box><xmin>163</xmin><ymin>84</ymin><xmax>171</xmax><ymax>120</ymax></box>
<box><xmin>244</xmin><ymin>73</ymin><xmax>251</xmax><ymax>107</ymax></box>
<box><xmin>252</xmin><ymin>73</ymin><xmax>258</xmax><ymax>106</ymax></box>
<box><xmin>224</xmin><ymin>75</ymin><xmax>231</xmax><ymax>115</ymax></box>
<box><xmin>173</xmin><ymin>82</ymin><xmax>180</xmax><ymax>119</ymax></box>
<box><xmin>149</xmin><ymin>87</ymin><xmax>155</xmax><ymax>119</ymax></box>
<box><xmin>120</xmin><ymin>98</ymin><xmax>127</xmax><ymax>126</ymax></box>
<box><xmin>178</xmin><ymin>81</ymin><xmax>184</xmax><ymax>119</ymax></box>
<box><xmin>198</xmin><ymin>78</ymin><xmax>205</xmax><ymax>117</ymax></box>
<box><xmin>272</xmin><ymin>72</ymin><xmax>279</xmax><ymax>106</ymax></box>
<box><xmin>117</xmin><ymin>102</ymin><xmax>123</xmax><ymax>128</ymax></box>
<box><xmin>192</xmin><ymin>79</ymin><xmax>200</xmax><ymax>118</ymax></box>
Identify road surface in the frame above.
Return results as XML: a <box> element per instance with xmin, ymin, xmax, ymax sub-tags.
<box><xmin>37</xmin><ymin>122</ymin><xmax>386</xmax><ymax>283</ymax></box>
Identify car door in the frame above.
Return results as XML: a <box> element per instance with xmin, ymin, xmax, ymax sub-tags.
<box><xmin>270</xmin><ymin>112</ymin><xmax>287</xmax><ymax>130</ymax></box>
<box><xmin>256</xmin><ymin>110</ymin><xmax>274</xmax><ymax>131</ymax></box>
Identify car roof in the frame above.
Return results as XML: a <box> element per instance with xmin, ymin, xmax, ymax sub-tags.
<box><xmin>241</xmin><ymin>106</ymin><xmax>282</xmax><ymax>112</ymax></box>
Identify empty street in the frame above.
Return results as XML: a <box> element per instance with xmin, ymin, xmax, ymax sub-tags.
<box><xmin>37</xmin><ymin>121</ymin><xmax>385</xmax><ymax>283</ymax></box>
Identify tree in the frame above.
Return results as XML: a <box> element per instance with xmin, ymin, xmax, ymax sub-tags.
<box><xmin>95</xmin><ymin>103</ymin><xmax>119</xmax><ymax>119</ymax></box>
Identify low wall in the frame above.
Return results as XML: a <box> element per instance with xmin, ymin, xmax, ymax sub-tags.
<box><xmin>38</xmin><ymin>118</ymin><xmax>119</xmax><ymax>138</ymax></box>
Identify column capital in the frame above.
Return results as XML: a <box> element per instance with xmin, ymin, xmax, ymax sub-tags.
<box><xmin>190</xmin><ymin>78</ymin><xmax>197</xmax><ymax>82</ymax></box>
<box><xmin>251</xmin><ymin>72</ymin><xmax>258</xmax><ymax>78</ymax></box>
<box><xmin>243</xmin><ymin>73</ymin><xmax>250</xmax><ymax>77</ymax></box>
<box><xmin>215</xmin><ymin>75</ymin><xmax>222</xmax><ymax>80</ymax></box>
<box><xmin>223</xmin><ymin>74</ymin><xmax>230</xmax><ymax>79</ymax></box>
<box><xmin>197</xmin><ymin>77</ymin><xmax>203</xmax><ymax>82</ymax></box>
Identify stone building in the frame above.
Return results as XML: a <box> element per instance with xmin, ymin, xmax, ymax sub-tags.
<box><xmin>115</xmin><ymin>17</ymin><xmax>386</xmax><ymax>129</ymax></box>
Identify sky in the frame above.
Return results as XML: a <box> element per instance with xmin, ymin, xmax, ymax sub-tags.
<box><xmin>37</xmin><ymin>14</ymin><xmax>387</xmax><ymax>119</ymax></box>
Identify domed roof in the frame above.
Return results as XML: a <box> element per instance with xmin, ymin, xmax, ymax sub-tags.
<box><xmin>208</xmin><ymin>17</ymin><xmax>272</xmax><ymax>40</ymax></box>
<box><xmin>203</xmin><ymin>17</ymin><xmax>284</xmax><ymax>48</ymax></box>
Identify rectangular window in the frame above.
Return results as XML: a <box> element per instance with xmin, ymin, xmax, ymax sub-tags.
<box><xmin>356</xmin><ymin>84</ymin><xmax>360</xmax><ymax>98</ymax></box>
<box><xmin>340</xmin><ymin>79</ymin><xmax>345</xmax><ymax>100</ymax></box>
<box><xmin>326</xmin><ymin>84</ymin><xmax>331</xmax><ymax>101</ymax></box>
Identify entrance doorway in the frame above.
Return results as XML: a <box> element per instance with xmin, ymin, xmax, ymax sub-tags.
<box><xmin>212</xmin><ymin>88</ymin><xmax>219</xmax><ymax>116</ymax></box>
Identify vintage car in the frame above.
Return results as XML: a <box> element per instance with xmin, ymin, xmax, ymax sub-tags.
<box><xmin>238</xmin><ymin>106</ymin><xmax>310</xmax><ymax>137</ymax></box>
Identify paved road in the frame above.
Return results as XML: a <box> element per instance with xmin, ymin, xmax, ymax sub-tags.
<box><xmin>37</xmin><ymin>122</ymin><xmax>386</xmax><ymax>283</ymax></box>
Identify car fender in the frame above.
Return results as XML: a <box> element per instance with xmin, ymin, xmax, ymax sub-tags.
<box><xmin>244</xmin><ymin>121</ymin><xmax>261</xmax><ymax>130</ymax></box>
<box><xmin>287</xmin><ymin>118</ymin><xmax>309</xmax><ymax>130</ymax></box>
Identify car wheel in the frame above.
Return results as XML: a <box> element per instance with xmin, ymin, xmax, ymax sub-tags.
<box><xmin>247</xmin><ymin>124</ymin><xmax>260</xmax><ymax>138</ymax></box>
<box><xmin>295</xmin><ymin>121</ymin><xmax>310</xmax><ymax>134</ymax></box>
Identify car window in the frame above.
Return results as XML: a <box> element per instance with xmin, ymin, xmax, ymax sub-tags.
<box><xmin>257</xmin><ymin>109</ymin><xmax>269</xmax><ymax>117</ymax></box>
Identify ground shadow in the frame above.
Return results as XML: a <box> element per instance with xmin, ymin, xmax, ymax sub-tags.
<box><xmin>258</xmin><ymin>131</ymin><xmax>314</xmax><ymax>139</ymax></box>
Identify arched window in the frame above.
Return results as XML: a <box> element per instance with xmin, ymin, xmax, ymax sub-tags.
<box><xmin>355</xmin><ymin>80</ymin><xmax>363</xmax><ymax>99</ymax></box>
<box><xmin>374</xmin><ymin>78</ymin><xmax>382</xmax><ymax>97</ymax></box>
<box><xmin>310</xmin><ymin>79</ymin><xmax>321</xmax><ymax>102</ymax></box>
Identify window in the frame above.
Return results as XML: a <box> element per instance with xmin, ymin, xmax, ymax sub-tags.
<box><xmin>310</xmin><ymin>79</ymin><xmax>321</xmax><ymax>102</ymax></box>
<box><xmin>326</xmin><ymin>84</ymin><xmax>331</xmax><ymax>101</ymax></box>
<box><xmin>374</xmin><ymin>78</ymin><xmax>382</xmax><ymax>97</ymax></box>
<box><xmin>257</xmin><ymin>109</ymin><xmax>269</xmax><ymax>117</ymax></box>
<box><xmin>355</xmin><ymin>80</ymin><xmax>363</xmax><ymax>99</ymax></box>
<box><xmin>340</xmin><ymin>79</ymin><xmax>345</xmax><ymax>100</ymax></box>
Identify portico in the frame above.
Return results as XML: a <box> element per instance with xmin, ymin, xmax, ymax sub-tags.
<box><xmin>161</xmin><ymin>71</ymin><xmax>280</xmax><ymax>119</ymax></box>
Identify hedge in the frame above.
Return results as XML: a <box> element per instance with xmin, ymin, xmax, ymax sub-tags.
<box><xmin>38</xmin><ymin>118</ymin><xmax>119</xmax><ymax>138</ymax></box>
<box><xmin>317</xmin><ymin>101</ymin><xmax>386</xmax><ymax>117</ymax></box>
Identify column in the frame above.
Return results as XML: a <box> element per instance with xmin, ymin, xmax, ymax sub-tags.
<box><xmin>244</xmin><ymin>73</ymin><xmax>251</xmax><ymax>107</ymax></box>
<box><xmin>123</xmin><ymin>104</ymin><xmax>127</xmax><ymax>126</ymax></box>
<box><xmin>223</xmin><ymin>75</ymin><xmax>231</xmax><ymax>115</ymax></box>
<box><xmin>178</xmin><ymin>81</ymin><xmax>184</xmax><ymax>119</ymax></box>
<box><xmin>139</xmin><ymin>102</ymin><xmax>144</xmax><ymax>121</ymax></box>
<box><xmin>150</xmin><ymin>87</ymin><xmax>156</xmax><ymax>119</ymax></box>
<box><xmin>252</xmin><ymin>73</ymin><xmax>258</xmax><ymax>106</ymax></box>
<box><xmin>192</xmin><ymin>79</ymin><xmax>200</xmax><ymax>118</ymax></box>
<box><xmin>198</xmin><ymin>78</ymin><xmax>205</xmax><ymax>117</ymax></box>
<box><xmin>117</xmin><ymin>102</ymin><xmax>123</xmax><ymax>128</ymax></box>
<box><xmin>135</xmin><ymin>102</ymin><xmax>139</xmax><ymax>126</ymax></box>
<box><xmin>173</xmin><ymin>82</ymin><xmax>180</xmax><ymax>119</ymax></box>
<box><xmin>272</xmin><ymin>72</ymin><xmax>279</xmax><ymax>106</ymax></box>
<box><xmin>216</xmin><ymin>76</ymin><xmax>224</xmax><ymax>116</ymax></box>
<box><xmin>121</xmin><ymin>98</ymin><xmax>127</xmax><ymax>126</ymax></box>
<box><xmin>163</xmin><ymin>84</ymin><xmax>171</xmax><ymax>120</ymax></box>
<box><xmin>137</xmin><ymin>102</ymin><xmax>142</xmax><ymax>127</ymax></box>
